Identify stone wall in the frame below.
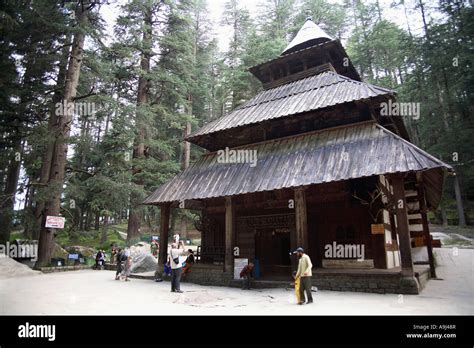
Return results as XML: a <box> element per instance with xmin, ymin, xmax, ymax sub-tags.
<box><xmin>39</xmin><ymin>265</ymin><xmax>92</xmax><ymax>273</ymax></box>
<box><xmin>312</xmin><ymin>273</ymin><xmax>420</xmax><ymax>294</ymax></box>
<box><xmin>156</xmin><ymin>264</ymin><xmax>234</xmax><ymax>286</ymax></box>
<box><xmin>154</xmin><ymin>263</ymin><xmax>423</xmax><ymax>294</ymax></box>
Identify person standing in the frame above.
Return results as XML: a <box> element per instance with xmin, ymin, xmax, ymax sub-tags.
<box><xmin>122</xmin><ymin>247</ymin><xmax>132</xmax><ymax>282</ymax></box>
<box><xmin>295</xmin><ymin>247</ymin><xmax>313</xmax><ymax>305</ymax></box>
<box><xmin>110</xmin><ymin>244</ymin><xmax>117</xmax><ymax>265</ymax></box>
<box><xmin>168</xmin><ymin>242</ymin><xmax>185</xmax><ymax>293</ymax></box>
<box><xmin>115</xmin><ymin>248</ymin><xmax>123</xmax><ymax>280</ymax></box>
<box><xmin>94</xmin><ymin>250</ymin><xmax>102</xmax><ymax>270</ymax></box>
<box><xmin>239</xmin><ymin>262</ymin><xmax>254</xmax><ymax>290</ymax></box>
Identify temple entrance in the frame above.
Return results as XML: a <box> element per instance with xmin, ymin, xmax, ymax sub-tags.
<box><xmin>255</xmin><ymin>228</ymin><xmax>291</xmax><ymax>278</ymax></box>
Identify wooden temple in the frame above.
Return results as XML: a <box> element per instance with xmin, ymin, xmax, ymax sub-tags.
<box><xmin>144</xmin><ymin>19</ymin><xmax>453</xmax><ymax>294</ymax></box>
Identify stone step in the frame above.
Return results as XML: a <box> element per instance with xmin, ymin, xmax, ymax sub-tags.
<box><xmin>229</xmin><ymin>279</ymin><xmax>292</xmax><ymax>289</ymax></box>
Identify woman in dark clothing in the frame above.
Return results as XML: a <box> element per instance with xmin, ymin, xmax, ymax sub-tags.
<box><xmin>115</xmin><ymin>248</ymin><xmax>123</xmax><ymax>280</ymax></box>
<box><xmin>182</xmin><ymin>249</ymin><xmax>195</xmax><ymax>275</ymax></box>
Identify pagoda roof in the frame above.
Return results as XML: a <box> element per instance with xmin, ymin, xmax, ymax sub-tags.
<box><xmin>144</xmin><ymin>121</ymin><xmax>452</xmax><ymax>209</ymax></box>
<box><xmin>281</xmin><ymin>19</ymin><xmax>333</xmax><ymax>55</ymax></box>
<box><xmin>186</xmin><ymin>71</ymin><xmax>394</xmax><ymax>143</ymax></box>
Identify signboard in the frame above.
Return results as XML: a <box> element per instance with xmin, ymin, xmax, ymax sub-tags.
<box><xmin>45</xmin><ymin>216</ymin><xmax>65</xmax><ymax>229</ymax></box>
<box><xmin>234</xmin><ymin>258</ymin><xmax>248</xmax><ymax>280</ymax></box>
<box><xmin>371</xmin><ymin>224</ymin><xmax>385</xmax><ymax>235</ymax></box>
<box><xmin>68</xmin><ymin>253</ymin><xmax>79</xmax><ymax>260</ymax></box>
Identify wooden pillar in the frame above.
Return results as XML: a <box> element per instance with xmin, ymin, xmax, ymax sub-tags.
<box><xmin>159</xmin><ymin>203</ymin><xmax>171</xmax><ymax>265</ymax></box>
<box><xmin>225</xmin><ymin>196</ymin><xmax>235</xmax><ymax>273</ymax></box>
<box><xmin>416</xmin><ymin>173</ymin><xmax>437</xmax><ymax>278</ymax></box>
<box><xmin>391</xmin><ymin>174</ymin><xmax>414</xmax><ymax>277</ymax></box>
<box><xmin>294</xmin><ymin>187</ymin><xmax>308</xmax><ymax>251</ymax></box>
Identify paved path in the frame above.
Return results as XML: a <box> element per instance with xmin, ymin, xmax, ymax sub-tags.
<box><xmin>0</xmin><ymin>248</ymin><xmax>472</xmax><ymax>315</ymax></box>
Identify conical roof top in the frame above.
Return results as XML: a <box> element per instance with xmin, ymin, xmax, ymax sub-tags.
<box><xmin>281</xmin><ymin>18</ymin><xmax>333</xmax><ymax>55</ymax></box>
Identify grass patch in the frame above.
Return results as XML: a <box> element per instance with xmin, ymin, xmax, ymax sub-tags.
<box><xmin>55</xmin><ymin>227</ymin><xmax>126</xmax><ymax>250</ymax></box>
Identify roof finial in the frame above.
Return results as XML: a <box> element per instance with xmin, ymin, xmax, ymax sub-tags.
<box><xmin>305</xmin><ymin>9</ymin><xmax>312</xmax><ymax>21</ymax></box>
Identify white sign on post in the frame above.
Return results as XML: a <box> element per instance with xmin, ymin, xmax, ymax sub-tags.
<box><xmin>45</xmin><ymin>216</ymin><xmax>65</xmax><ymax>229</ymax></box>
<box><xmin>234</xmin><ymin>258</ymin><xmax>248</xmax><ymax>280</ymax></box>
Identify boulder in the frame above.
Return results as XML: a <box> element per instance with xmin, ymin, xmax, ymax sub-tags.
<box><xmin>52</xmin><ymin>243</ymin><xmax>69</xmax><ymax>259</ymax></box>
<box><xmin>64</xmin><ymin>245</ymin><xmax>96</xmax><ymax>258</ymax></box>
<box><xmin>130</xmin><ymin>242</ymin><xmax>151</xmax><ymax>256</ymax></box>
<box><xmin>130</xmin><ymin>253</ymin><xmax>157</xmax><ymax>274</ymax></box>
<box><xmin>0</xmin><ymin>253</ymin><xmax>41</xmax><ymax>279</ymax></box>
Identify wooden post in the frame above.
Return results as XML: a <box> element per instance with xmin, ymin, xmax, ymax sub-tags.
<box><xmin>290</xmin><ymin>226</ymin><xmax>297</xmax><ymax>270</ymax></box>
<box><xmin>416</xmin><ymin>174</ymin><xmax>437</xmax><ymax>278</ymax></box>
<box><xmin>225</xmin><ymin>196</ymin><xmax>235</xmax><ymax>273</ymax></box>
<box><xmin>391</xmin><ymin>174</ymin><xmax>414</xmax><ymax>277</ymax></box>
<box><xmin>294</xmin><ymin>187</ymin><xmax>309</xmax><ymax>252</ymax></box>
<box><xmin>159</xmin><ymin>203</ymin><xmax>171</xmax><ymax>265</ymax></box>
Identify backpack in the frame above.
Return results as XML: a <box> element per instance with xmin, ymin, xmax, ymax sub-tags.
<box><xmin>119</xmin><ymin>252</ymin><xmax>128</xmax><ymax>262</ymax></box>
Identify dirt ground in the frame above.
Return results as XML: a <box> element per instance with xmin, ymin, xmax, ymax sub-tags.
<box><xmin>0</xmin><ymin>247</ymin><xmax>472</xmax><ymax>315</ymax></box>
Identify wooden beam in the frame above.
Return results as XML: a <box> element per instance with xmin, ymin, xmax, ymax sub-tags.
<box><xmin>391</xmin><ymin>174</ymin><xmax>414</xmax><ymax>277</ymax></box>
<box><xmin>225</xmin><ymin>196</ymin><xmax>235</xmax><ymax>273</ymax></box>
<box><xmin>416</xmin><ymin>173</ymin><xmax>437</xmax><ymax>278</ymax></box>
<box><xmin>159</xmin><ymin>203</ymin><xmax>171</xmax><ymax>265</ymax></box>
<box><xmin>294</xmin><ymin>187</ymin><xmax>309</xmax><ymax>251</ymax></box>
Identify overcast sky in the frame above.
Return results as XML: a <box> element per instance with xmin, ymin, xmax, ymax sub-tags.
<box><xmin>99</xmin><ymin>0</ymin><xmax>438</xmax><ymax>52</ymax></box>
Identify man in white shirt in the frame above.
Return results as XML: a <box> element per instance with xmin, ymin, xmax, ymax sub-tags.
<box><xmin>168</xmin><ymin>242</ymin><xmax>186</xmax><ymax>293</ymax></box>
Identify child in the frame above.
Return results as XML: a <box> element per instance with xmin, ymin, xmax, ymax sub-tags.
<box><xmin>293</xmin><ymin>271</ymin><xmax>302</xmax><ymax>305</ymax></box>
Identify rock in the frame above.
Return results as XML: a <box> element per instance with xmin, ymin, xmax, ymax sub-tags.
<box><xmin>52</xmin><ymin>243</ymin><xmax>69</xmax><ymax>259</ymax></box>
<box><xmin>0</xmin><ymin>253</ymin><xmax>41</xmax><ymax>279</ymax></box>
<box><xmin>64</xmin><ymin>245</ymin><xmax>96</xmax><ymax>258</ymax></box>
<box><xmin>130</xmin><ymin>253</ymin><xmax>157</xmax><ymax>274</ymax></box>
<box><xmin>130</xmin><ymin>243</ymin><xmax>151</xmax><ymax>257</ymax></box>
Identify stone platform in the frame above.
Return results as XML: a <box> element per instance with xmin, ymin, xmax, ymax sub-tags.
<box><xmin>123</xmin><ymin>263</ymin><xmax>430</xmax><ymax>294</ymax></box>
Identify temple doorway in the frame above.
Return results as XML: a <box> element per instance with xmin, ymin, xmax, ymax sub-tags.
<box><xmin>255</xmin><ymin>228</ymin><xmax>291</xmax><ymax>278</ymax></box>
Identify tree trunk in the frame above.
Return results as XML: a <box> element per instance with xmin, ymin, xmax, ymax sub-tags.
<box><xmin>0</xmin><ymin>138</ymin><xmax>22</xmax><ymax>244</ymax></box>
<box><xmin>182</xmin><ymin>121</ymin><xmax>191</xmax><ymax>170</ymax></box>
<box><xmin>94</xmin><ymin>212</ymin><xmax>100</xmax><ymax>230</ymax></box>
<box><xmin>73</xmin><ymin>205</ymin><xmax>81</xmax><ymax>231</ymax></box>
<box><xmin>126</xmin><ymin>7</ymin><xmax>153</xmax><ymax>243</ymax></box>
<box><xmin>100</xmin><ymin>214</ymin><xmax>109</xmax><ymax>244</ymax></box>
<box><xmin>36</xmin><ymin>7</ymin><xmax>88</xmax><ymax>267</ymax></box>
<box><xmin>22</xmin><ymin>179</ymin><xmax>34</xmax><ymax>239</ymax></box>
<box><xmin>85</xmin><ymin>209</ymin><xmax>91</xmax><ymax>231</ymax></box>
<box><xmin>453</xmin><ymin>175</ymin><xmax>466</xmax><ymax>227</ymax></box>
<box><xmin>79</xmin><ymin>207</ymin><xmax>85</xmax><ymax>230</ymax></box>
<box><xmin>32</xmin><ymin>35</ymin><xmax>71</xmax><ymax>241</ymax></box>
